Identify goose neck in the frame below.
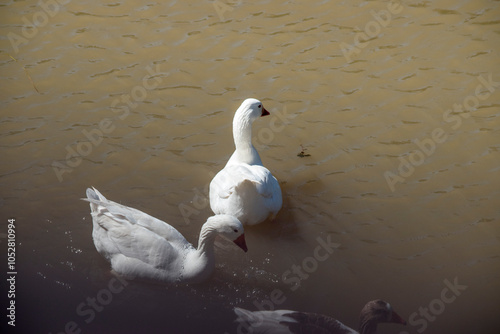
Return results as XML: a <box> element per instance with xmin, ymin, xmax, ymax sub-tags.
<box><xmin>197</xmin><ymin>221</ymin><xmax>217</xmax><ymax>256</ymax></box>
<box><xmin>233</xmin><ymin>113</ymin><xmax>254</xmax><ymax>150</ymax></box>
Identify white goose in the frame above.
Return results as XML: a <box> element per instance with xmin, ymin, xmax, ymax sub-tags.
<box><xmin>234</xmin><ymin>300</ymin><xmax>406</xmax><ymax>334</ymax></box>
<box><xmin>210</xmin><ymin>98</ymin><xmax>282</xmax><ymax>225</ymax></box>
<box><xmin>83</xmin><ymin>187</ymin><xmax>247</xmax><ymax>284</ymax></box>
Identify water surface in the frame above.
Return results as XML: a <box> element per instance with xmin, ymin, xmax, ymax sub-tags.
<box><xmin>1</xmin><ymin>0</ymin><xmax>499</xmax><ymax>333</ymax></box>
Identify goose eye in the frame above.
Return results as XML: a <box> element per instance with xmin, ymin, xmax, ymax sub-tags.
<box><xmin>233</xmin><ymin>229</ymin><xmax>238</xmax><ymax>233</ymax></box>
<box><xmin>258</xmin><ymin>104</ymin><xmax>262</xmax><ymax>108</ymax></box>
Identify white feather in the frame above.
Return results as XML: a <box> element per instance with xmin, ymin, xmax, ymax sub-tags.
<box><xmin>210</xmin><ymin>98</ymin><xmax>283</xmax><ymax>225</ymax></box>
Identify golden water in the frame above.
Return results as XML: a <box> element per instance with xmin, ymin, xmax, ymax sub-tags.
<box><xmin>1</xmin><ymin>0</ymin><xmax>499</xmax><ymax>333</ymax></box>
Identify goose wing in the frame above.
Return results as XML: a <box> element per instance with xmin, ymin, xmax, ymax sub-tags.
<box><xmin>211</xmin><ymin>164</ymin><xmax>281</xmax><ymax>202</ymax></box>
<box><xmin>234</xmin><ymin>308</ymin><xmax>356</xmax><ymax>334</ymax></box>
<box><xmin>283</xmin><ymin>311</ymin><xmax>357</xmax><ymax>334</ymax></box>
<box><xmin>85</xmin><ymin>187</ymin><xmax>189</xmax><ymax>247</ymax></box>
<box><xmin>92</xmin><ymin>210</ymin><xmax>182</xmax><ymax>270</ymax></box>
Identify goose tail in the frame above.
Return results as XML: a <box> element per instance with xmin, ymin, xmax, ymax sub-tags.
<box><xmin>83</xmin><ymin>187</ymin><xmax>107</xmax><ymax>213</ymax></box>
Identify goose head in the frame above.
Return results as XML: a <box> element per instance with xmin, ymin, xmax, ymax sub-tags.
<box><xmin>359</xmin><ymin>300</ymin><xmax>406</xmax><ymax>334</ymax></box>
<box><xmin>208</xmin><ymin>215</ymin><xmax>248</xmax><ymax>252</ymax></box>
<box><xmin>235</xmin><ymin>98</ymin><xmax>270</xmax><ymax>122</ymax></box>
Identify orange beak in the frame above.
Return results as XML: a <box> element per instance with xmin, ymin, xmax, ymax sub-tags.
<box><xmin>261</xmin><ymin>107</ymin><xmax>270</xmax><ymax>117</ymax></box>
<box><xmin>233</xmin><ymin>234</ymin><xmax>248</xmax><ymax>252</ymax></box>
<box><xmin>390</xmin><ymin>310</ymin><xmax>406</xmax><ymax>325</ymax></box>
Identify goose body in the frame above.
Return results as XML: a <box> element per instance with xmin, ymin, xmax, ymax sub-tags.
<box><xmin>234</xmin><ymin>300</ymin><xmax>406</xmax><ymax>334</ymax></box>
<box><xmin>84</xmin><ymin>187</ymin><xmax>247</xmax><ymax>284</ymax></box>
<box><xmin>210</xmin><ymin>98</ymin><xmax>282</xmax><ymax>225</ymax></box>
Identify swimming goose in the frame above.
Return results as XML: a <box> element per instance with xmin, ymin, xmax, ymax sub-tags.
<box><xmin>210</xmin><ymin>98</ymin><xmax>282</xmax><ymax>225</ymax></box>
<box><xmin>83</xmin><ymin>187</ymin><xmax>247</xmax><ymax>284</ymax></box>
<box><xmin>234</xmin><ymin>300</ymin><xmax>406</xmax><ymax>334</ymax></box>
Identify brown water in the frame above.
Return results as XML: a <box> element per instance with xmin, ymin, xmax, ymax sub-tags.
<box><xmin>1</xmin><ymin>0</ymin><xmax>499</xmax><ymax>333</ymax></box>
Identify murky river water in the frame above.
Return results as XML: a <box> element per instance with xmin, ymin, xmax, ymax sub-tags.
<box><xmin>1</xmin><ymin>0</ymin><xmax>499</xmax><ymax>333</ymax></box>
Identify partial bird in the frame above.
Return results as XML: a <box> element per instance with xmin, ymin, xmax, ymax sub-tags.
<box><xmin>234</xmin><ymin>299</ymin><xmax>406</xmax><ymax>334</ymax></box>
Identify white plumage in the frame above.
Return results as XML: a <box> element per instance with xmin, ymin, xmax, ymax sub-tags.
<box><xmin>210</xmin><ymin>98</ymin><xmax>282</xmax><ymax>225</ymax></box>
<box><xmin>84</xmin><ymin>187</ymin><xmax>247</xmax><ymax>284</ymax></box>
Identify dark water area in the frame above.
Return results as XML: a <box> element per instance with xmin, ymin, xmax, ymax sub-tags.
<box><xmin>1</xmin><ymin>0</ymin><xmax>500</xmax><ymax>333</ymax></box>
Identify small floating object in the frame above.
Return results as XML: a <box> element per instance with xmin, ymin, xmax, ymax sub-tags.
<box><xmin>297</xmin><ymin>144</ymin><xmax>311</xmax><ymax>157</ymax></box>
